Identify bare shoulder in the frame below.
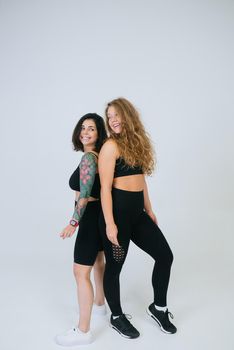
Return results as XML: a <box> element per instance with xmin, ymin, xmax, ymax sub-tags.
<box><xmin>100</xmin><ymin>138</ymin><xmax>119</xmax><ymax>157</ymax></box>
<box><xmin>81</xmin><ymin>152</ymin><xmax>97</xmax><ymax>162</ymax></box>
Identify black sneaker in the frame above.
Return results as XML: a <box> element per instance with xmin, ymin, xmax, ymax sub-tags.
<box><xmin>110</xmin><ymin>314</ymin><xmax>140</xmax><ymax>339</ymax></box>
<box><xmin>147</xmin><ymin>303</ymin><xmax>177</xmax><ymax>334</ymax></box>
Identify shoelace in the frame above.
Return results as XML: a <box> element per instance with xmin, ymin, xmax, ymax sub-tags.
<box><xmin>114</xmin><ymin>314</ymin><xmax>134</xmax><ymax>331</ymax></box>
<box><xmin>166</xmin><ymin>310</ymin><xmax>174</xmax><ymax>319</ymax></box>
<box><xmin>163</xmin><ymin>310</ymin><xmax>175</xmax><ymax>327</ymax></box>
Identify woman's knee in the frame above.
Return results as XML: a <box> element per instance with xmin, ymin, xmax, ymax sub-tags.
<box><xmin>156</xmin><ymin>245</ymin><xmax>174</xmax><ymax>266</ymax></box>
<box><xmin>94</xmin><ymin>251</ymin><xmax>105</xmax><ymax>268</ymax></box>
<box><xmin>163</xmin><ymin>245</ymin><xmax>174</xmax><ymax>266</ymax></box>
<box><xmin>168</xmin><ymin>248</ymin><xmax>174</xmax><ymax>265</ymax></box>
<box><xmin>104</xmin><ymin>261</ymin><xmax>123</xmax><ymax>278</ymax></box>
<box><xmin>73</xmin><ymin>263</ymin><xmax>92</xmax><ymax>282</ymax></box>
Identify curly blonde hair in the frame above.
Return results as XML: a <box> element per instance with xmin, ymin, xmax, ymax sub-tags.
<box><xmin>105</xmin><ymin>97</ymin><xmax>155</xmax><ymax>175</ymax></box>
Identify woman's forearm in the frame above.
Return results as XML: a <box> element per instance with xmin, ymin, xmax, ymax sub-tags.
<box><xmin>72</xmin><ymin>196</ymin><xmax>89</xmax><ymax>223</ymax></box>
<box><xmin>101</xmin><ymin>187</ymin><xmax>115</xmax><ymax>225</ymax></box>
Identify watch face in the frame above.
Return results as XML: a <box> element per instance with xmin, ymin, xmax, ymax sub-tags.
<box><xmin>70</xmin><ymin>220</ymin><xmax>77</xmax><ymax>226</ymax></box>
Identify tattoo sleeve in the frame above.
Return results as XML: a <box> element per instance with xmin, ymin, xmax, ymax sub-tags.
<box><xmin>72</xmin><ymin>153</ymin><xmax>97</xmax><ymax>223</ymax></box>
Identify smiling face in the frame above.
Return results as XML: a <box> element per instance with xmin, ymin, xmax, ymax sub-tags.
<box><xmin>106</xmin><ymin>106</ymin><xmax>122</xmax><ymax>134</ymax></box>
<box><xmin>79</xmin><ymin>119</ymin><xmax>98</xmax><ymax>150</ymax></box>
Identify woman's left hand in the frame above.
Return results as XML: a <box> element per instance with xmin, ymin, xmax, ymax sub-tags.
<box><xmin>60</xmin><ymin>224</ymin><xmax>77</xmax><ymax>239</ymax></box>
<box><xmin>146</xmin><ymin>210</ymin><xmax>158</xmax><ymax>226</ymax></box>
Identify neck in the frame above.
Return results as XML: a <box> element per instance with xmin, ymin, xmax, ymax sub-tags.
<box><xmin>84</xmin><ymin>146</ymin><xmax>95</xmax><ymax>153</ymax></box>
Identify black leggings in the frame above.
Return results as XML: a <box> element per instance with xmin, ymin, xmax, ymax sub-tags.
<box><xmin>99</xmin><ymin>187</ymin><xmax>173</xmax><ymax>316</ymax></box>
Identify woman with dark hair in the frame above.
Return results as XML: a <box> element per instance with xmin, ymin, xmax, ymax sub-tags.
<box><xmin>99</xmin><ymin>98</ymin><xmax>177</xmax><ymax>339</ymax></box>
<box><xmin>55</xmin><ymin>113</ymin><xmax>107</xmax><ymax>346</ymax></box>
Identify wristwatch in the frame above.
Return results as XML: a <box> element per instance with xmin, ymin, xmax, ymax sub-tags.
<box><xmin>69</xmin><ymin>219</ymin><xmax>79</xmax><ymax>227</ymax></box>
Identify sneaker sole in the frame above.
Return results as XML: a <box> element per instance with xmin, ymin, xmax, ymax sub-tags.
<box><xmin>109</xmin><ymin>324</ymin><xmax>139</xmax><ymax>339</ymax></box>
<box><xmin>146</xmin><ymin>308</ymin><xmax>174</xmax><ymax>334</ymax></box>
<box><xmin>54</xmin><ymin>336</ymin><xmax>93</xmax><ymax>346</ymax></box>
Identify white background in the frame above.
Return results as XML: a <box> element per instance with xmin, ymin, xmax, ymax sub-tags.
<box><xmin>0</xmin><ymin>0</ymin><xmax>233</xmax><ymax>349</ymax></box>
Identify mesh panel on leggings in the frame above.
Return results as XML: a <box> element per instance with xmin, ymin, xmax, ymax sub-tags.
<box><xmin>112</xmin><ymin>245</ymin><xmax>125</xmax><ymax>263</ymax></box>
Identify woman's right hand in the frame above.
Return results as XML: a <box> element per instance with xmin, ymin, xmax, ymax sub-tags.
<box><xmin>60</xmin><ymin>224</ymin><xmax>77</xmax><ymax>239</ymax></box>
<box><xmin>106</xmin><ymin>223</ymin><xmax>120</xmax><ymax>246</ymax></box>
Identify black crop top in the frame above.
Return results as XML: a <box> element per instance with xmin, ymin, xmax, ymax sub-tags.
<box><xmin>69</xmin><ymin>156</ymin><xmax>100</xmax><ymax>199</ymax></box>
<box><xmin>114</xmin><ymin>157</ymin><xmax>143</xmax><ymax>178</ymax></box>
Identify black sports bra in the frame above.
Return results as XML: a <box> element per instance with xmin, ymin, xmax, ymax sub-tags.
<box><xmin>69</xmin><ymin>154</ymin><xmax>100</xmax><ymax>199</ymax></box>
<box><xmin>114</xmin><ymin>157</ymin><xmax>143</xmax><ymax>178</ymax></box>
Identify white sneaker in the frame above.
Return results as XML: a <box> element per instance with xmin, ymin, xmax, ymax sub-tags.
<box><xmin>55</xmin><ymin>327</ymin><xmax>93</xmax><ymax>346</ymax></box>
<box><xmin>92</xmin><ymin>303</ymin><xmax>107</xmax><ymax>316</ymax></box>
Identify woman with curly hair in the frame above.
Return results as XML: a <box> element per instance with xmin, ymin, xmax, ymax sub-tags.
<box><xmin>55</xmin><ymin>113</ymin><xmax>107</xmax><ymax>346</ymax></box>
<box><xmin>99</xmin><ymin>98</ymin><xmax>177</xmax><ymax>339</ymax></box>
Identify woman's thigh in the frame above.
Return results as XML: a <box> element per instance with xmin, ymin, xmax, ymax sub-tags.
<box><xmin>99</xmin><ymin>208</ymin><xmax>132</xmax><ymax>265</ymax></box>
<box><xmin>131</xmin><ymin>211</ymin><xmax>173</xmax><ymax>260</ymax></box>
<box><xmin>74</xmin><ymin>202</ymin><xmax>102</xmax><ymax>265</ymax></box>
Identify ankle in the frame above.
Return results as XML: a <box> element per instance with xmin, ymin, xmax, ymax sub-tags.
<box><xmin>93</xmin><ymin>298</ymin><xmax>105</xmax><ymax>306</ymax></box>
<box><xmin>78</xmin><ymin>325</ymin><xmax>90</xmax><ymax>333</ymax></box>
<box><xmin>154</xmin><ymin>304</ymin><xmax>167</xmax><ymax>312</ymax></box>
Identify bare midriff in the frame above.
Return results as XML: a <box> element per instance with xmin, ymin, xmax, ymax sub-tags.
<box><xmin>113</xmin><ymin>174</ymin><xmax>145</xmax><ymax>192</ymax></box>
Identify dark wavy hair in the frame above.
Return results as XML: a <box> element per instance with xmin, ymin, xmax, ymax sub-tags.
<box><xmin>72</xmin><ymin>113</ymin><xmax>107</xmax><ymax>152</ymax></box>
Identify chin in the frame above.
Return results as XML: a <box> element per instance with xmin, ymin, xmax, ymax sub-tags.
<box><xmin>112</xmin><ymin>129</ymin><xmax>122</xmax><ymax>134</ymax></box>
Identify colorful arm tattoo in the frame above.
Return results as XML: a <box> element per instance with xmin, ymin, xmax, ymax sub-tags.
<box><xmin>72</xmin><ymin>152</ymin><xmax>97</xmax><ymax>223</ymax></box>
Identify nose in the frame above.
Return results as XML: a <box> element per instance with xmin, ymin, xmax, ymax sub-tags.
<box><xmin>111</xmin><ymin>115</ymin><xmax>117</xmax><ymax>122</ymax></box>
